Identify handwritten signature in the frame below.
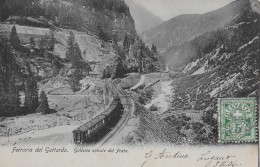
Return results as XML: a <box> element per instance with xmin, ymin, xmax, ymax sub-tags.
<box><xmin>197</xmin><ymin>151</ymin><xmax>240</xmax><ymax>167</ymax></box>
<box><xmin>141</xmin><ymin>148</ymin><xmax>189</xmax><ymax>167</ymax></box>
<box><xmin>142</xmin><ymin>149</ymin><xmax>240</xmax><ymax>167</ymax></box>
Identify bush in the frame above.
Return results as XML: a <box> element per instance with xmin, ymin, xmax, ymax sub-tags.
<box><xmin>202</xmin><ymin>108</ymin><xmax>217</xmax><ymax>127</ymax></box>
<box><xmin>139</xmin><ymin>88</ymin><xmax>154</xmax><ymax>104</ymax></box>
<box><xmin>191</xmin><ymin>122</ymin><xmax>209</xmax><ymax>143</ymax></box>
<box><xmin>36</xmin><ymin>91</ymin><xmax>51</xmax><ymax>114</ymax></box>
<box><xmin>164</xmin><ymin>114</ymin><xmax>192</xmax><ymax>135</ymax></box>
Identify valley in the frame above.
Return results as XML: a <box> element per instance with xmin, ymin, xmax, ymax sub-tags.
<box><xmin>0</xmin><ymin>0</ymin><xmax>259</xmax><ymax>147</ymax></box>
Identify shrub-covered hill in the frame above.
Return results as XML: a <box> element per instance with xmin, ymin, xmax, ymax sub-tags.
<box><xmin>2</xmin><ymin>0</ymin><xmax>136</xmax><ymax>41</ymax></box>
<box><xmin>142</xmin><ymin>0</ymin><xmax>259</xmax><ymax>70</ymax></box>
<box><xmin>165</xmin><ymin>1</ymin><xmax>260</xmax><ymax>69</ymax></box>
<box><xmin>142</xmin><ymin>0</ymin><xmax>250</xmax><ymax>51</ymax></box>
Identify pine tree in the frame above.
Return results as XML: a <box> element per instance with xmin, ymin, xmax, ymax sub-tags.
<box><xmin>65</xmin><ymin>32</ymin><xmax>85</xmax><ymax>91</ymax></box>
<box><xmin>49</xmin><ymin>30</ymin><xmax>55</xmax><ymax>52</ymax></box>
<box><xmin>66</xmin><ymin>31</ymin><xmax>83</xmax><ymax>65</ymax></box>
<box><xmin>0</xmin><ymin>37</ymin><xmax>21</xmax><ymax>116</ymax></box>
<box><xmin>36</xmin><ymin>90</ymin><xmax>51</xmax><ymax>114</ymax></box>
<box><xmin>73</xmin><ymin>42</ymin><xmax>83</xmax><ymax>63</ymax></box>
<box><xmin>29</xmin><ymin>37</ymin><xmax>35</xmax><ymax>46</ymax></box>
<box><xmin>66</xmin><ymin>31</ymin><xmax>76</xmax><ymax>61</ymax></box>
<box><xmin>69</xmin><ymin>68</ymin><xmax>82</xmax><ymax>92</ymax></box>
<box><xmin>123</xmin><ymin>34</ymin><xmax>130</xmax><ymax>53</ymax></box>
<box><xmin>151</xmin><ymin>44</ymin><xmax>157</xmax><ymax>53</ymax></box>
<box><xmin>10</xmin><ymin>26</ymin><xmax>20</xmax><ymax>48</ymax></box>
<box><xmin>138</xmin><ymin>50</ymin><xmax>144</xmax><ymax>72</ymax></box>
<box><xmin>38</xmin><ymin>37</ymin><xmax>45</xmax><ymax>57</ymax></box>
<box><xmin>24</xmin><ymin>72</ymin><xmax>39</xmax><ymax>113</ymax></box>
<box><xmin>38</xmin><ymin>34</ymin><xmax>51</xmax><ymax>56</ymax></box>
<box><xmin>38</xmin><ymin>37</ymin><xmax>44</xmax><ymax>50</ymax></box>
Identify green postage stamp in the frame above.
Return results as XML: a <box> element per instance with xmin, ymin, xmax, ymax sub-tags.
<box><xmin>218</xmin><ymin>98</ymin><xmax>258</xmax><ymax>143</ymax></box>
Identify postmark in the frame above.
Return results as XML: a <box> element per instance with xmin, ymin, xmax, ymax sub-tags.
<box><xmin>218</xmin><ymin>98</ymin><xmax>258</xmax><ymax>143</ymax></box>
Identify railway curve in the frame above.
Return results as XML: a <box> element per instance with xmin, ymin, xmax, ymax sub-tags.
<box><xmin>96</xmin><ymin>80</ymin><xmax>135</xmax><ymax>146</ymax></box>
<box><xmin>72</xmin><ymin>78</ymin><xmax>136</xmax><ymax>146</ymax></box>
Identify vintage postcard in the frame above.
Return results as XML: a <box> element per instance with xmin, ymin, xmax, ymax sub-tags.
<box><xmin>0</xmin><ymin>0</ymin><xmax>259</xmax><ymax>166</ymax></box>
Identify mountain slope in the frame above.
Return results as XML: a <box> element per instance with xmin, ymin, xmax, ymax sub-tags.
<box><xmin>130</xmin><ymin>0</ymin><xmax>260</xmax><ymax>145</ymax></box>
<box><xmin>0</xmin><ymin>0</ymin><xmax>161</xmax><ymax>82</ymax></box>
<box><xmin>125</xmin><ymin>0</ymin><xmax>163</xmax><ymax>34</ymax></box>
<box><xmin>142</xmin><ymin>0</ymin><xmax>251</xmax><ymax>52</ymax></box>
<box><xmin>160</xmin><ymin>0</ymin><xmax>260</xmax><ymax>144</ymax></box>
<box><xmin>2</xmin><ymin>0</ymin><xmax>136</xmax><ymax>41</ymax></box>
<box><xmin>167</xmin><ymin>0</ymin><xmax>259</xmax><ymax>69</ymax></box>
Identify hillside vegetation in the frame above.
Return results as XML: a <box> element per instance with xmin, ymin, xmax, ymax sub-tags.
<box><xmin>2</xmin><ymin>0</ymin><xmax>135</xmax><ymax>40</ymax></box>
<box><xmin>0</xmin><ymin>0</ymin><xmax>162</xmax><ymax>118</ymax></box>
<box><xmin>136</xmin><ymin>0</ymin><xmax>260</xmax><ymax>145</ymax></box>
<box><xmin>166</xmin><ymin>1</ymin><xmax>259</xmax><ymax>68</ymax></box>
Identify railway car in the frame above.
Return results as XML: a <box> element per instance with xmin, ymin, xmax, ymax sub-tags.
<box><xmin>72</xmin><ymin>98</ymin><xmax>122</xmax><ymax>144</ymax></box>
<box><xmin>73</xmin><ymin>115</ymin><xmax>106</xmax><ymax>144</ymax></box>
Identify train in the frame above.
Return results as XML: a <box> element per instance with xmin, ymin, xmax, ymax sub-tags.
<box><xmin>72</xmin><ymin>98</ymin><xmax>123</xmax><ymax>144</ymax></box>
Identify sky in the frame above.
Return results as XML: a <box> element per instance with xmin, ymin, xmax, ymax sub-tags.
<box><xmin>132</xmin><ymin>0</ymin><xmax>235</xmax><ymax>21</ymax></box>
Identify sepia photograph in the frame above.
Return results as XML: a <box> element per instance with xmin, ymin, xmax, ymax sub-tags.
<box><xmin>0</xmin><ymin>0</ymin><xmax>259</xmax><ymax>166</ymax></box>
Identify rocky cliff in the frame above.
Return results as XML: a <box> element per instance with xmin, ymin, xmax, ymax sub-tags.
<box><xmin>125</xmin><ymin>0</ymin><xmax>163</xmax><ymax>34</ymax></box>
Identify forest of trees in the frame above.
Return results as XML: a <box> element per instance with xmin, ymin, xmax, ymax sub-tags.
<box><xmin>0</xmin><ymin>25</ymin><xmax>94</xmax><ymax>116</ymax></box>
<box><xmin>38</xmin><ymin>31</ymin><xmax>56</xmax><ymax>56</ymax></box>
<box><xmin>72</xmin><ymin>0</ymin><xmax>130</xmax><ymax>14</ymax></box>
<box><xmin>121</xmin><ymin>34</ymin><xmax>162</xmax><ymax>72</ymax></box>
<box><xmin>0</xmin><ymin>0</ymin><xmax>163</xmax><ymax>116</ymax></box>
<box><xmin>0</xmin><ymin>0</ymin><xmax>137</xmax><ymax>50</ymax></box>
<box><xmin>0</xmin><ymin>36</ymin><xmax>21</xmax><ymax>116</ymax></box>
<box><xmin>1</xmin><ymin>0</ymin><xmax>81</xmax><ymax>30</ymax></box>
<box><xmin>2</xmin><ymin>0</ymin><xmax>130</xmax><ymax>31</ymax></box>
<box><xmin>166</xmin><ymin>13</ymin><xmax>260</xmax><ymax>69</ymax></box>
<box><xmin>5</xmin><ymin>0</ymin><xmax>45</xmax><ymax>18</ymax></box>
<box><xmin>102</xmin><ymin>34</ymin><xmax>162</xmax><ymax>79</ymax></box>
<box><xmin>0</xmin><ymin>26</ymin><xmax>52</xmax><ymax>117</ymax></box>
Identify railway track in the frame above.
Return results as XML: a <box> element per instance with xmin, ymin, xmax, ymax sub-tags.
<box><xmin>95</xmin><ymin>81</ymin><xmax>135</xmax><ymax>147</ymax></box>
<box><xmin>72</xmin><ymin>78</ymin><xmax>136</xmax><ymax>146</ymax></box>
<box><xmin>96</xmin><ymin>99</ymin><xmax>134</xmax><ymax>147</ymax></box>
